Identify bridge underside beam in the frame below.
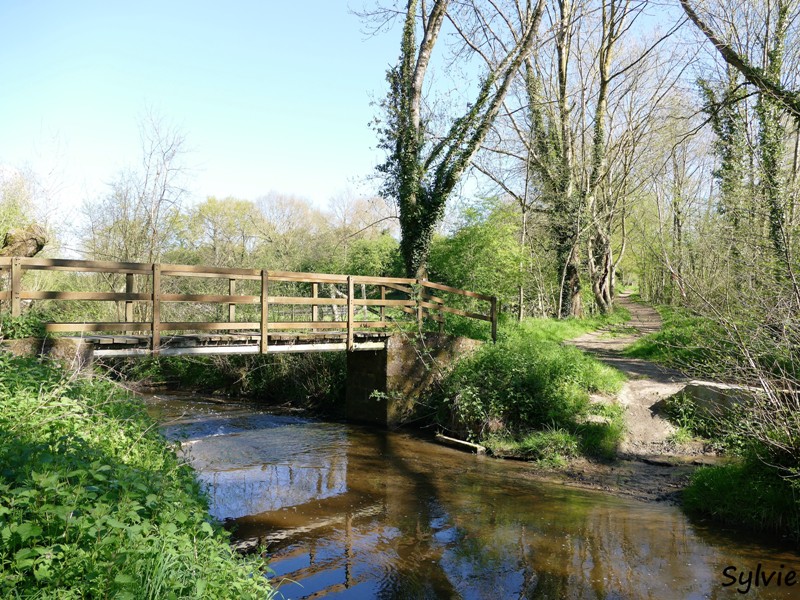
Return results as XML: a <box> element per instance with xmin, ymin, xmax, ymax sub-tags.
<box><xmin>93</xmin><ymin>341</ymin><xmax>386</xmax><ymax>357</ymax></box>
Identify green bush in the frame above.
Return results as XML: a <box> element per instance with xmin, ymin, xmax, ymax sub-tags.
<box><xmin>431</xmin><ymin>319</ymin><xmax>626</xmax><ymax>450</ymax></box>
<box><xmin>0</xmin><ymin>308</ymin><xmax>52</xmax><ymax>340</ymax></box>
<box><xmin>683</xmin><ymin>459</ymin><xmax>800</xmax><ymax>541</ymax></box>
<box><xmin>0</xmin><ymin>354</ymin><xmax>274</xmax><ymax>598</ymax></box>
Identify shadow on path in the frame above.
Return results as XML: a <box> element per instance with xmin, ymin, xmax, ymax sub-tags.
<box><xmin>566</xmin><ymin>294</ymin><xmax>696</xmax><ymax>457</ymax></box>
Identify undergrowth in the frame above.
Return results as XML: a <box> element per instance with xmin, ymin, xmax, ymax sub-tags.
<box><xmin>430</xmin><ymin>312</ymin><xmax>628</xmax><ymax>462</ymax></box>
<box><xmin>0</xmin><ymin>353</ymin><xmax>274</xmax><ymax>598</ymax></box>
<box><xmin>107</xmin><ymin>352</ymin><xmax>347</xmax><ymax>415</ymax></box>
<box><xmin>0</xmin><ymin>309</ymin><xmax>51</xmax><ymax>340</ymax></box>
<box><xmin>661</xmin><ymin>383</ymin><xmax>800</xmax><ymax>540</ymax></box>
<box><xmin>684</xmin><ymin>459</ymin><xmax>800</xmax><ymax>541</ymax></box>
<box><xmin>623</xmin><ymin>305</ymin><xmax>732</xmax><ymax>372</ymax></box>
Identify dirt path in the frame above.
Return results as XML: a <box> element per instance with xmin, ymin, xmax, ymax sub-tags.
<box><xmin>548</xmin><ymin>293</ymin><xmax>720</xmax><ymax>502</ymax></box>
<box><xmin>568</xmin><ymin>292</ymin><xmax>698</xmax><ymax>457</ymax></box>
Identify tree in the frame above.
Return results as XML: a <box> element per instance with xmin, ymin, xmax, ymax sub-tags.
<box><xmin>682</xmin><ymin>0</ymin><xmax>800</xmax><ymax>293</ymax></box>
<box><xmin>476</xmin><ymin>0</ymin><xmax>686</xmax><ymax>316</ymax></box>
<box><xmin>375</xmin><ymin>0</ymin><xmax>543</xmax><ymax>278</ymax></box>
<box><xmin>176</xmin><ymin>196</ymin><xmax>262</xmax><ymax>267</ymax></box>
<box><xmin>82</xmin><ymin>111</ymin><xmax>188</xmax><ymax>264</ymax></box>
<box><xmin>680</xmin><ymin>0</ymin><xmax>800</xmax><ymax>119</ymax></box>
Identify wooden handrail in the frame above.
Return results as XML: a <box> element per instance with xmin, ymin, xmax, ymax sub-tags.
<box><xmin>1</xmin><ymin>257</ymin><xmax>499</xmax><ymax>345</ymax></box>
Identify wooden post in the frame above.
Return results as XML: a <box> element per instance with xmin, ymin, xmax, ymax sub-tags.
<box><xmin>125</xmin><ymin>273</ymin><xmax>135</xmax><ymax>323</ymax></box>
<box><xmin>380</xmin><ymin>285</ymin><xmax>385</xmax><ymax>323</ymax></box>
<box><xmin>151</xmin><ymin>264</ymin><xmax>161</xmax><ymax>354</ymax></box>
<box><xmin>260</xmin><ymin>270</ymin><xmax>269</xmax><ymax>353</ymax></box>
<box><xmin>228</xmin><ymin>278</ymin><xmax>236</xmax><ymax>323</ymax></box>
<box><xmin>10</xmin><ymin>257</ymin><xmax>21</xmax><ymax>317</ymax></box>
<box><xmin>417</xmin><ymin>279</ymin><xmax>425</xmax><ymax>331</ymax></box>
<box><xmin>490</xmin><ymin>296</ymin><xmax>498</xmax><ymax>343</ymax></box>
<box><xmin>346</xmin><ymin>275</ymin><xmax>354</xmax><ymax>351</ymax></box>
<box><xmin>311</xmin><ymin>282</ymin><xmax>319</xmax><ymax>322</ymax></box>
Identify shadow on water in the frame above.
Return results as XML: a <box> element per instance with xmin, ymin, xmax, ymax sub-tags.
<box><xmin>144</xmin><ymin>393</ymin><xmax>800</xmax><ymax>600</ymax></box>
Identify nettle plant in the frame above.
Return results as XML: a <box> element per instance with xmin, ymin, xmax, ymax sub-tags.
<box><xmin>0</xmin><ymin>309</ymin><xmax>49</xmax><ymax>340</ymax></box>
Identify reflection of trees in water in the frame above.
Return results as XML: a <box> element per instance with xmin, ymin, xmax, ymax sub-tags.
<box><xmin>201</xmin><ymin>455</ymin><xmax>348</xmax><ymax>520</ymax></box>
<box><xmin>427</xmin><ymin>486</ymin><xmax>729</xmax><ymax>599</ymax></box>
<box><xmin>188</xmin><ymin>418</ymin><xmax>799</xmax><ymax>599</ymax></box>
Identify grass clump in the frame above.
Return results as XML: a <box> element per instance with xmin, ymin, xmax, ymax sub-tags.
<box><xmin>431</xmin><ymin>315</ymin><xmax>628</xmax><ymax>462</ymax></box>
<box><xmin>684</xmin><ymin>459</ymin><xmax>800</xmax><ymax>541</ymax></box>
<box><xmin>0</xmin><ymin>353</ymin><xmax>274</xmax><ymax>598</ymax></box>
<box><xmin>623</xmin><ymin>305</ymin><xmax>733</xmax><ymax>375</ymax></box>
<box><xmin>484</xmin><ymin>428</ymin><xmax>580</xmax><ymax>467</ymax></box>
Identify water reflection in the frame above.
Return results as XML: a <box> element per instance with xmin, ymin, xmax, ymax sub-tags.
<box><xmin>147</xmin><ymin>396</ymin><xmax>348</xmax><ymax>520</ymax></box>
<box><xmin>146</xmin><ymin>396</ymin><xmax>800</xmax><ymax>599</ymax></box>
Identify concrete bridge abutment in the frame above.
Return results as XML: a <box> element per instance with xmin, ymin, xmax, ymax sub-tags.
<box><xmin>345</xmin><ymin>333</ymin><xmax>482</xmax><ymax>427</ymax></box>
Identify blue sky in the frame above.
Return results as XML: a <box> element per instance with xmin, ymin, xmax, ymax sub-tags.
<box><xmin>0</xmin><ymin>1</ymin><xmax>403</xmax><ymax>218</ymax></box>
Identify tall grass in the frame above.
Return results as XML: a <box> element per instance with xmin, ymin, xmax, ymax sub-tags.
<box><xmin>684</xmin><ymin>460</ymin><xmax>800</xmax><ymax>541</ymax></box>
<box><xmin>623</xmin><ymin>305</ymin><xmax>738</xmax><ymax>376</ymax></box>
<box><xmin>0</xmin><ymin>354</ymin><xmax>274</xmax><ymax>598</ymax></box>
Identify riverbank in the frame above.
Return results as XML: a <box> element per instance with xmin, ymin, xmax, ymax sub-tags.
<box><xmin>564</xmin><ymin>295</ymin><xmax>800</xmax><ymax>541</ymax></box>
<box><xmin>0</xmin><ymin>353</ymin><xmax>274</xmax><ymax>598</ymax></box>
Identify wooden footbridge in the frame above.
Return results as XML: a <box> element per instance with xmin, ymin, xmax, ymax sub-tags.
<box><xmin>0</xmin><ymin>257</ymin><xmax>497</xmax><ymax>358</ymax></box>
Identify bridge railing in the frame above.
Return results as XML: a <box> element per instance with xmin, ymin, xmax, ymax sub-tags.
<box><xmin>0</xmin><ymin>257</ymin><xmax>497</xmax><ymax>352</ymax></box>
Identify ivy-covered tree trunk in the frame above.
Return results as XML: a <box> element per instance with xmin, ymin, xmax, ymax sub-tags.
<box><xmin>377</xmin><ymin>0</ymin><xmax>542</xmax><ymax>279</ymax></box>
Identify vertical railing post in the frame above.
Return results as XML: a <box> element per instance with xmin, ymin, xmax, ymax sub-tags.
<box><xmin>346</xmin><ymin>275</ymin><xmax>354</xmax><ymax>351</ymax></box>
<box><xmin>311</xmin><ymin>282</ymin><xmax>319</xmax><ymax>331</ymax></box>
<box><xmin>437</xmin><ymin>297</ymin><xmax>445</xmax><ymax>334</ymax></box>
<box><xmin>228</xmin><ymin>278</ymin><xmax>236</xmax><ymax>323</ymax></box>
<box><xmin>379</xmin><ymin>285</ymin><xmax>385</xmax><ymax>323</ymax></box>
<box><xmin>125</xmin><ymin>273</ymin><xmax>135</xmax><ymax>323</ymax></box>
<box><xmin>260</xmin><ymin>270</ymin><xmax>269</xmax><ymax>354</ymax></box>
<box><xmin>416</xmin><ymin>279</ymin><xmax>425</xmax><ymax>331</ymax></box>
<box><xmin>151</xmin><ymin>264</ymin><xmax>161</xmax><ymax>354</ymax></box>
<box><xmin>10</xmin><ymin>257</ymin><xmax>21</xmax><ymax>317</ymax></box>
<box><xmin>490</xmin><ymin>296</ymin><xmax>498</xmax><ymax>343</ymax></box>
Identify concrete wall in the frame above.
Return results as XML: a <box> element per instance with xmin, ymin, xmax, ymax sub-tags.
<box><xmin>1</xmin><ymin>337</ymin><xmax>93</xmax><ymax>370</ymax></box>
<box><xmin>345</xmin><ymin>333</ymin><xmax>482</xmax><ymax>427</ymax></box>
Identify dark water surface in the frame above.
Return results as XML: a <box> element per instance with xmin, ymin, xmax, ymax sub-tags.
<box><xmin>145</xmin><ymin>394</ymin><xmax>800</xmax><ymax>599</ymax></box>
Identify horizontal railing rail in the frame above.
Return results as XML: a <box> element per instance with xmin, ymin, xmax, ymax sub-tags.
<box><xmin>0</xmin><ymin>257</ymin><xmax>498</xmax><ymax>352</ymax></box>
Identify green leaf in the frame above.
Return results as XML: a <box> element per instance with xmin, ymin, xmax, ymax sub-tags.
<box><xmin>14</xmin><ymin>548</ymin><xmax>35</xmax><ymax>569</ymax></box>
<box><xmin>114</xmin><ymin>573</ymin><xmax>135</xmax><ymax>585</ymax></box>
<box><xmin>106</xmin><ymin>517</ymin><xmax>126</xmax><ymax>529</ymax></box>
<box><xmin>173</xmin><ymin>510</ymin><xmax>188</xmax><ymax>524</ymax></box>
<box><xmin>33</xmin><ymin>564</ymin><xmax>52</xmax><ymax>582</ymax></box>
<box><xmin>15</xmin><ymin>522</ymin><xmax>43</xmax><ymax>542</ymax></box>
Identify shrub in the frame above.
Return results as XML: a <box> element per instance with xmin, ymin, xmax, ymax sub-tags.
<box><xmin>0</xmin><ymin>354</ymin><xmax>274</xmax><ymax>598</ymax></box>
<box><xmin>0</xmin><ymin>308</ymin><xmax>51</xmax><ymax>340</ymax></box>
<box><xmin>108</xmin><ymin>352</ymin><xmax>347</xmax><ymax>414</ymax></box>
<box><xmin>683</xmin><ymin>459</ymin><xmax>800</xmax><ymax>541</ymax></box>
<box><xmin>431</xmin><ymin>320</ymin><xmax>625</xmax><ymax>445</ymax></box>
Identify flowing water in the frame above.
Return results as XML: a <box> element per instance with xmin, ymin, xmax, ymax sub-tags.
<box><xmin>145</xmin><ymin>394</ymin><xmax>800</xmax><ymax>599</ymax></box>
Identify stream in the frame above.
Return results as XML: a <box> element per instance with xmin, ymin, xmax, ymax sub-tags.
<box><xmin>144</xmin><ymin>393</ymin><xmax>800</xmax><ymax>599</ymax></box>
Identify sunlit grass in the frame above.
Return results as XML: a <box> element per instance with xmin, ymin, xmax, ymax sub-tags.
<box><xmin>0</xmin><ymin>354</ymin><xmax>275</xmax><ymax>598</ymax></box>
